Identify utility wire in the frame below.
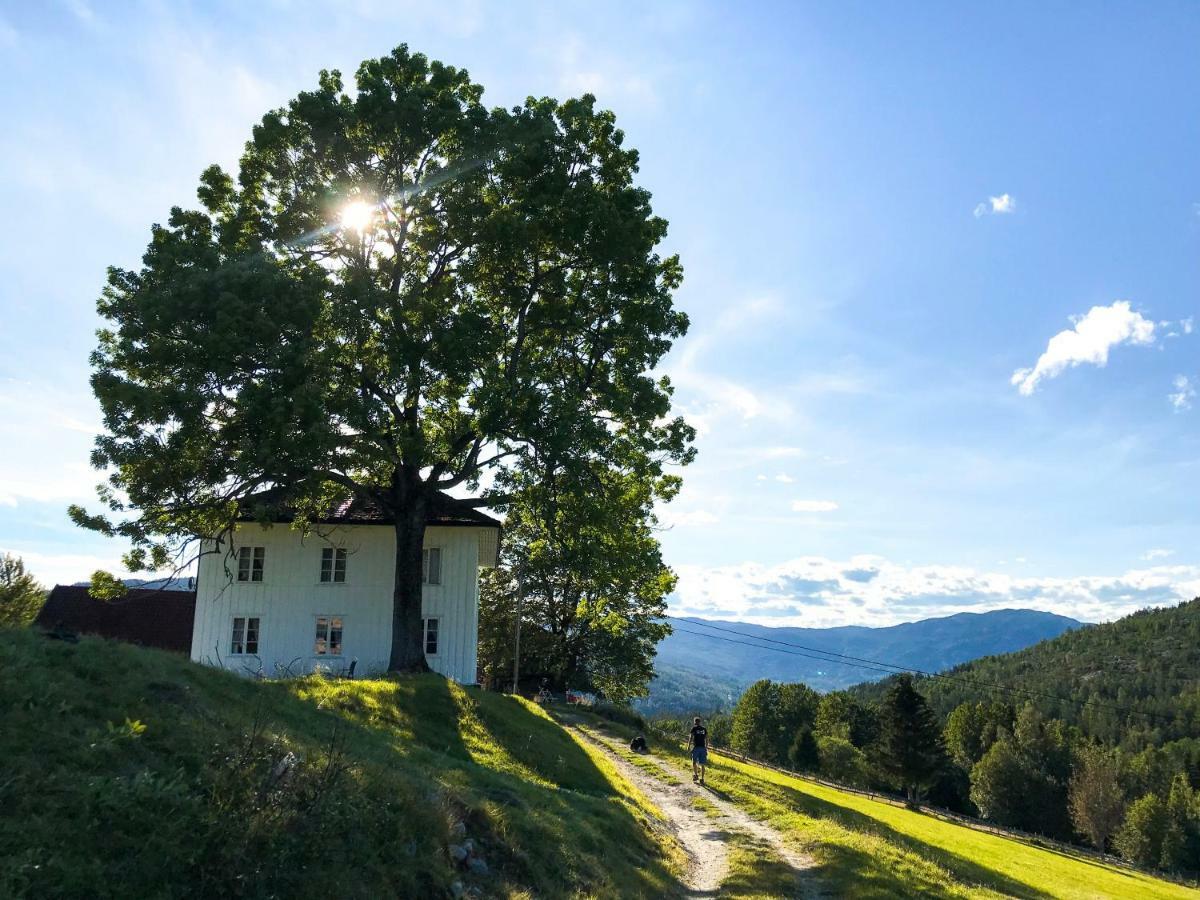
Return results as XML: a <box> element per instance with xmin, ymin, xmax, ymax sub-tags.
<box><xmin>668</xmin><ymin>619</ymin><xmax>1179</xmax><ymax>727</ymax></box>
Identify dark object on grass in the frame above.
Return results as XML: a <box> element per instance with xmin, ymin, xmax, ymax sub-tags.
<box><xmin>630</xmin><ymin>735</ymin><xmax>647</xmax><ymax>753</ymax></box>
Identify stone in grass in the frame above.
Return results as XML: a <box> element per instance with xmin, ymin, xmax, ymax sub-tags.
<box><xmin>467</xmin><ymin>857</ymin><xmax>489</xmax><ymax>877</ymax></box>
<box><xmin>449</xmin><ymin>844</ymin><xmax>468</xmax><ymax>863</ymax></box>
<box><xmin>450</xmin><ymin>880</ymin><xmax>465</xmax><ymax>898</ymax></box>
<box><xmin>450</xmin><ymin>821</ymin><xmax>467</xmax><ymax>838</ymax></box>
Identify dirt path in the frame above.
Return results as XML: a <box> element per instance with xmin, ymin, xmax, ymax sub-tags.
<box><xmin>572</xmin><ymin>723</ymin><xmax>818</xmax><ymax>898</ymax></box>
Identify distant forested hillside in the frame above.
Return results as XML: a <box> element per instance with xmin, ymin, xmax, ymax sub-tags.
<box><xmin>851</xmin><ymin>599</ymin><xmax>1200</xmax><ymax>747</ymax></box>
<box><xmin>633</xmin><ymin>664</ymin><xmax>747</xmax><ymax>716</ymax></box>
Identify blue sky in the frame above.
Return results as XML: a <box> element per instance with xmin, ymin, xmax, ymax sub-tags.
<box><xmin>2</xmin><ymin>1</ymin><xmax>1199</xmax><ymax>626</ymax></box>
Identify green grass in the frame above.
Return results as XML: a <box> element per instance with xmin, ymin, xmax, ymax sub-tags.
<box><xmin>577</xmin><ymin>714</ymin><xmax>1199</xmax><ymax>900</ymax></box>
<box><xmin>0</xmin><ymin>629</ymin><xmax>685</xmax><ymax>899</ymax></box>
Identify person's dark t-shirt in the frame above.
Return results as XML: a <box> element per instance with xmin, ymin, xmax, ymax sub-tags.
<box><xmin>690</xmin><ymin>725</ymin><xmax>707</xmax><ymax>748</ymax></box>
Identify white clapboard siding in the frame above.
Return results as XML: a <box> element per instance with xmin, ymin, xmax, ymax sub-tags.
<box><xmin>190</xmin><ymin>523</ymin><xmax>488</xmax><ymax>683</ymax></box>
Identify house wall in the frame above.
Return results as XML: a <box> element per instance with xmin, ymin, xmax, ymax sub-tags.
<box><xmin>190</xmin><ymin>523</ymin><xmax>487</xmax><ymax>683</ymax></box>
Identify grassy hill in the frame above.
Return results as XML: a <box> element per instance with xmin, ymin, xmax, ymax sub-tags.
<box><xmin>0</xmin><ymin>628</ymin><xmax>683</xmax><ymax>899</ymax></box>
<box><xmin>850</xmin><ymin>599</ymin><xmax>1200</xmax><ymax>747</ymax></box>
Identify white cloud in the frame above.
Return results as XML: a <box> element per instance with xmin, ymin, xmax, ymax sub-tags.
<box><xmin>670</xmin><ymin>555</ymin><xmax>1200</xmax><ymax>628</ymax></box>
<box><xmin>1011</xmin><ymin>300</ymin><xmax>1156</xmax><ymax>395</ymax></box>
<box><xmin>0</xmin><ymin>379</ymin><xmax>104</xmax><ymax>508</ymax></box>
<box><xmin>1169</xmin><ymin>375</ymin><xmax>1195</xmax><ymax>411</ymax></box>
<box><xmin>974</xmin><ymin>193</ymin><xmax>1016</xmax><ymax>218</ymax></box>
<box><xmin>774</xmin><ymin>474</ymin><xmax>794</xmax><ymax>483</ymax></box>
<box><xmin>1142</xmin><ymin>548</ymin><xmax>1175</xmax><ymax>561</ymax></box>
<box><xmin>660</xmin><ymin>509</ymin><xmax>720</xmax><ymax>527</ymax></box>
<box><xmin>1182</xmin><ymin>317</ymin><xmax>1193</xmax><ymax>335</ymax></box>
<box><xmin>791</xmin><ymin>499</ymin><xmax>838</xmax><ymax>513</ymax></box>
<box><xmin>0</xmin><ymin>547</ymin><xmax>125</xmax><ymax>588</ymax></box>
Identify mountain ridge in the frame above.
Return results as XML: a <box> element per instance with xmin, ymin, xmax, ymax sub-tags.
<box><xmin>642</xmin><ymin>607</ymin><xmax>1083</xmax><ymax>711</ymax></box>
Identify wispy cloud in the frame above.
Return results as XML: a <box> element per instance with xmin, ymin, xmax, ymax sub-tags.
<box><xmin>974</xmin><ymin>193</ymin><xmax>1016</xmax><ymax>218</ymax></box>
<box><xmin>671</xmin><ymin>555</ymin><xmax>1200</xmax><ymax>628</ymax></box>
<box><xmin>1011</xmin><ymin>300</ymin><xmax>1156</xmax><ymax>395</ymax></box>
<box><xmin>1169</xmin><ymin>375</ymin><xmax>1195</xmax><ymax>411</ymax></box>
<box><xmin>773</xmin><ymin>474</ymin><xmax>794</xmax><ymax>483</ymax></box>
<box><xmin>1142</xmin><ymin>548</ymin><xmax>1175</xmax><ymax>561</ymax></box>
<box><xmin>791</xmin><ymin>499</ymin><xmax>838</xmax><ymax>513</ymax></box>
<box><xmin>660</xmin><ymin>508</ymin><xmax>720</xmax><ymax>527</ymax></box>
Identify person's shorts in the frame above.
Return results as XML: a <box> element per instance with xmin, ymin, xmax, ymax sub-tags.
<box><xmin>691</xmin><ymin>746</ymin><xmax>708</xmax><ymax>765</ymax></box>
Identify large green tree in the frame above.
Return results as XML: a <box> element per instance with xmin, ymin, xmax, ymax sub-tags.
<box><xmin>71</xmin><ymin>46</ymin><xmax>693</xmax><ymax>670</ymax></box>
<box><xmin>477</xmin><ymin>460</ymin><xmax>676</xmax><ymax>702</ymax></box>
<box><xmin>1068</xmin><ymin>744</ymin><xmax>1126</xmax><ymax>851</ymax></box>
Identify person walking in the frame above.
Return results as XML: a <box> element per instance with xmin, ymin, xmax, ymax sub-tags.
<box><xmin>688</xmin><ymin>716</ymin><xmax>708</xmax><ymax>785</ymax></box>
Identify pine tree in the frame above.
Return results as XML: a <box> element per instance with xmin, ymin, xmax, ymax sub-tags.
<box><xmin>875</xmin><ymin>674</ymin><xmax>947</xmax><ymax>806</ymax></box>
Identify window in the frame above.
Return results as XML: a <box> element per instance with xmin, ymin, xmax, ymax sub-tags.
<box><xmin>231</xmin><ymin>616</ymin><xmax>260</xmax><ymax>655</ymax></box>
<box><xmin>237</xmin><ymin>546</ymin><xmax>265</xmax><ymax>582</ymax></box>
<box><xmin>320</xmin><ymin>548</ymin><xmax>347</xmax><ymax>583</ymax></box>
<box><xmin>422</xmin><ymin>547</ymin><xmax>442</xmax><ymax>585</ymax></box>
<box><xmin>423</xmin><ymin>617</ymin><xmax>439</xmax><ymax>656</ymax></box>
<box><xmin>314</xmin><ymin>616</ymin><xmax>344</xmax><ymax>656</ymax></box>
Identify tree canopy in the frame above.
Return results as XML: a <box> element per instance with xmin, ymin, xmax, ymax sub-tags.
<box><xmin>0</xmin><ymin>555</ymin><xmax>44</xmax><ymax>628</ymax></box>
<box><xmin>71</xmin><ymin>46</ymin><xmax>693</xmax><ymax>668</ymax></box>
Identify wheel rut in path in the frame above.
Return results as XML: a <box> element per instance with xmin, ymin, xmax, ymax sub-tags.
<box><xmin>573</xmin><ymin>723</ymin><xmax>820</xmax><ymax>898</ymax></box>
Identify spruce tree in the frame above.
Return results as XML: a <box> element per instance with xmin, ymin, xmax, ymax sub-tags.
<box><xmin>875</xmin><ymin>673</ymin><xmax>947</xmax><ymax>806</ymax></box>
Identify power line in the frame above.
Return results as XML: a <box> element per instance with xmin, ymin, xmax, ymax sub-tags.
<box><xmin>668</xmin><ymin>619</ymin><xmax>1179</xmax><ymax>727</ymax></box>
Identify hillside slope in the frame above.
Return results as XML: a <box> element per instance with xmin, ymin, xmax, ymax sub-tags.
<box><xmin>573</xmin><ymin>711</ymin><xmax>1196</xmax><ymax>899</ymax></box>
<box><xmin>851</xmin><ymin>599</ymin><xmax>1200</xmax><ymax>746</ymax></box>
<box><xmin>653</xmin><ymin>608</ymin><xmax>1081</xmax><ymax>698</ymax></box>
<box><xmin>0</xmin><ymin>629</ymin><xmax>682</xmax><ymax>899</ymax></box>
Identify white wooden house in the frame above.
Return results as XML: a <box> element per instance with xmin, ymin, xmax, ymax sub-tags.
<box><xmin>189</xmin><ymin>492</ymin><xmax>500</xmax><ymax>683</ymax></box>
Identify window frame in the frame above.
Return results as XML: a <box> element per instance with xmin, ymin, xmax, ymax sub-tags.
<box><xmin>319</xmin><ymin>547</ymin><xmax>348</xmax><ymax>584</ymax></box>
<box><xmin>313</xmin><ymin>614</ymin><xmax>345</xmax><ymax>657</ymax></box>
<box><xmin>422</xmin><ymin>547</ymin><xmax>442</xmax><ymax>585</ymax></box>
<box><xmin>230</xmin><ymin>615</ymin><xmax>262</xmax><ymax>656</ymax></box>
<box><xmin>423</xmin><ymin>617</ymin><xmax>440</xmax><ymax>656</ymax></box>
<box><xmin>236</xmin><ymin>546</ymin><xmax>265</xmax><ymax>583</ymax></box>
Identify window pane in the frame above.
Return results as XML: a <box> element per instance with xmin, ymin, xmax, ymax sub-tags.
<box><xmin>320</xmin><ymin>547</ymin><xmax>332</xmax><ymax>582</ymax></box>
<box><xmin>333</xmin><ymin>550</ymin><xmax>346</xmax><ymax>582</ymax></box>
<box><xmin>425</xmin><ymin>618</ymin><xmax>439</xmax><ymax>655</ymax></box>
<box><xmin>251</xmin><ymin>547</ymin><xmax>264</xmax><ymax>581</ymax></box>
<box><xmin>237</xmin><ymin>548</ymin><xmax>250</xmax><ymax>582</ymax></box>
<box><xmin>231</xmin><ymin>617</ymin><xmax>245</xmax><ymax>654</ymax></box>
<box><xmin>330</xmin><ymin>617</ymin><xmax>343</xmax><ymax>655</ymax></box>
<box><xmin>246</xmin><ymin>617</ymin><xmax>260</xmax><ymax>654</ymax></box>
<box><xmin>425</xmin><ymin>548</ymin><xmax>441</xmax><ymax>585</ymax></box>
<box><xmin>314</xmin><ymin>617</ymin><xmax>328</xmax><ymax>654</ymax></box>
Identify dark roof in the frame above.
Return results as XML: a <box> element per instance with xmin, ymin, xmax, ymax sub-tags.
<box><xmin>35</xmin><ymin>586</ymin><xmax>196</xmax><ymax>654</ymax></box>
<box><xmin>240</xmin><ymin>488</ymin><xmax>502</xmax><ymax>529</ymax></box>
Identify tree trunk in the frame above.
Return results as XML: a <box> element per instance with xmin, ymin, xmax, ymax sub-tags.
<box><xmin>388</xmin><ymin>476</ymin><xmax>430</xmax><ymax>672</ymax></box>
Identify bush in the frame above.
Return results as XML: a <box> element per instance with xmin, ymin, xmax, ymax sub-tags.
<box><xmin>817</xmin><ymin>735</ymin><xmax>869</xmax><ymax>787</ymax></box>
<box><xmin>1115</xmin><ymin>793</ymin><xmax>1169</xmax><ymax>868</ymax></box>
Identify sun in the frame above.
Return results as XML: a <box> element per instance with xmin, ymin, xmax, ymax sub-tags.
<box><xmin>339</xmin><ymin>200</ymin><xmax>374</xmax><ymax>233</ymax></box>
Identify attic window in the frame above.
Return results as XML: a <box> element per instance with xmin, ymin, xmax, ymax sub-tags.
<box><xmin>237</xmin><ymin>546</ymin><xmax>265</xmax><ymax>582</ymax></box>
